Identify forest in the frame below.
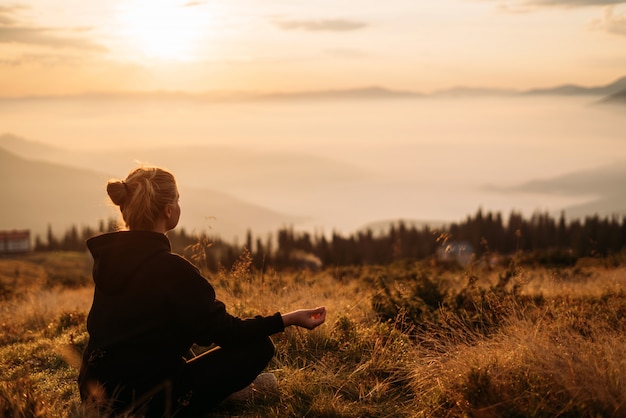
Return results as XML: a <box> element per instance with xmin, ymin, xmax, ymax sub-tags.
<box><xmin>36</xmin><ymin>209</ymin><xmax>626</xmax><ymax>270</ymax></box>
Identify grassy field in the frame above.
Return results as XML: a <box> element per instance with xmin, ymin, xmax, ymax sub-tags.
<box><xmin>1</xmin><ymin>250</ymin><xmax>626</xmax><ymax>417</ymax></box>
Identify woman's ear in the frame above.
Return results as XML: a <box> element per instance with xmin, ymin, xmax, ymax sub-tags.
<box><xmin>164</xmin><ymin>204</ymin><xmax>173</xmax><ymax>219</ymax></box>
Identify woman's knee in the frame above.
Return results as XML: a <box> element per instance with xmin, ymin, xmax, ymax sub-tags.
<box><xmin>257</xmin><ymin>336</ymin><xmax>275</xmax><ymax>363</ymax></box>
<box><xmin>241</xmin><ymin>336</ymin><xmax>274</xmax><ymax>368</ymax></box>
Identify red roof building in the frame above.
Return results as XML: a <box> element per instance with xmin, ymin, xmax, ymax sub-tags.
<box><xmin>0</xmin><ymin>230</ymin><xmax>31</xmax><ymax>254</ymax></box>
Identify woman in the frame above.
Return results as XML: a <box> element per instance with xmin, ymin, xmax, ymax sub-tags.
<box><xmin>78</xmin><ymin>165</ymin><xmax>326</xmax><ymax>417</ymax></box>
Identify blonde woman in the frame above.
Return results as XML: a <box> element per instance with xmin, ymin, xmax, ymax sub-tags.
<box><xmin>78</xmin><ymin>166</ymin><xmax>326</xmax><ymax>417</ymax></box>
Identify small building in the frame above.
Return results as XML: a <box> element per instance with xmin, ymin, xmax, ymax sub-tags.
<box><xmin>0</xmin><ymin>230</ymin><xmax>31</xmax><ymax>254</ymax></box>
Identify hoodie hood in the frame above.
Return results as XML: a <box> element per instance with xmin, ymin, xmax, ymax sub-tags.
<box><xmin>86</xmin><ymin>231</ymin><xmax>171</xmax><ymax>293</ymax></box>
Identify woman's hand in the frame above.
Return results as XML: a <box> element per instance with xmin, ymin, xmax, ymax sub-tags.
<box><xmin>282</xmin><ymin>306</ymin><xmax>326</xmax><ymax>330</ymax></box>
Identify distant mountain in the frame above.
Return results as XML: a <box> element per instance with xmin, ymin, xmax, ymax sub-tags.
<box><xmin>562</xmin><ymin>195</ymin><xmax>626</xmax><ymax>220</ymax></box>
<box><xmin>2</xmin><ymin>75</ymin><xmax>625</xmax><ymax>102</ymax></box>
<box><xmin>507</xmin><ymin>162</ymin><xmax>626</xmax><ymax>197</ymax></box>
<box><xmin>0</xmin><ymin>133</ymin><xmax>64</xmax><ymax>159</ymax></box>
<box><xmin>0</xmin><ymin>87</ymin><xmax>422</xmax><ymax>102</ymax></box>
<box><xmin>0</xmin><ymin>147</ymin><xmax>116</xmax><ymax>238</ymax></box>
<box><xmin>0</xmin><ymin>134</ymin><xmax>374</xmax><ymax>215</ymax></box>
<box><xmin>600</xmin><ymin>88</ymin><xmax>626</xmax><ymax>105</ymax></box>
<box><xmin>0</xmin><ymin>146</ymin><xmax>299</xmax><ymax>242</ymax></box>
<box><xmin>256</xmin><ymin>86</ymin><xmax>422</xmax><ymax>100</ymax></box>
<box><xmin>430</xmin><ymin>87</ymin><xmax>518</xmax><ymax>97</ymax></box>
<box><xmin>524</xmin><ymin>76</ymin><xmax>626</xmax><ymax>96</ymax></box>
<box><xmin>488</xmin><ymin>162</ymin><xmax>626</xmax><ymax>219</ymax></box>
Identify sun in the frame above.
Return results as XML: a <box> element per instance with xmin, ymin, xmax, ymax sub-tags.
<box><xmin>118</xmin><ymin>0</ymin><xmax>211</xmax><ymax>61</ymax></box>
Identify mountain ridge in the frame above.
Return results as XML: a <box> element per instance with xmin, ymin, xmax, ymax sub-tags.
<box><xmin>600</xmin><ymin>88</ymin><xmax>626</xmax><ymax>105</ymax></box>
<box><xmin>522</xmin><ymin>76</ymin><xmax>626</xmax><ymax>96</ymax></box>
<box><xmin>1</xmin><ymin>76</ymin><xmax>624</xmax><ymax>101</ymax></box>
<box><xmin>485</xmin><ymin>161</ymin><xmax>626</xmax><ymax>219</ymax></box>
<box><xmin>0</xmin><ymin>134</ymin><xmax>374</xmax><ymax>209</ymax></box>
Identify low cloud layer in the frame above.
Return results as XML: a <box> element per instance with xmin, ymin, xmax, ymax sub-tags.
<box><xmin>492</xmin><ymin>0</ymin><xmax>626</xmax><ymax>36</ymax></box>
<box><xmin>533</xmin><ymin>0</ymin><xmax>626</xmax><ymax>37</ymax></box>
<box><xmin>0</xmin><ymin>27</ymin><xmax>106</xmax><ymax>51</ymax></box>
<box><xmin>527</xmin><ymin>0</ymin><xmax>625</xmax><ymax>5</ymax></box>
<box><xmin>525</xmin><ymin>0</ymin><xmax>626</xmax><ymax>7</ymax></box>
<box><xmin>590</xmin><ymin>6</ymin><xmax>626</xmax><ymax>35</ymax></box>
<box><xmin>494</xmin><ymin>0</ymin><xmax>626</xmax><ymax>6</ymax></box>
<box><xmin>0</xmin><ymin>5</ymin><xmax>21</xmax><ymax>25</ymax></box>
<box><xmin>0</xmin><ymin>7</ymin><xmax>106</xmax><ymax>51</ymax></box>
<box><xmin>272</xmin><ymin>18</ymin><xmax>368</xmax><ymax>32</ymax></box>
<box><xmin>492</xmin><ymin>0</ymin><xmax>626</xmax><ymax>11</ymax></box>
<box><xmin>183</xmin><ymin>1</ymin><xmax>207</xmax><ymax>7</ymax></box>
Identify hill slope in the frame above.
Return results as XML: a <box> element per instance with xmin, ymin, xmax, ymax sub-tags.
<box><xmin>491</xmin><ymin>162</ymin><xmax>626</xmax><ymax>218</ymax></box>
<box><xmin>524</xmin><ymin>75</ymin><xmax>626</xmax><ymax>96</ymax></box>
<box><xmin>0</xmin><ymin>133</ymin><xmax>373</xmax><ymax>206</ymax></box>
<box><xmin>0</xmin><ymin>147</ymin><xmax>298</xmax><ymax>242</ymax></box>
<box><xmin>0</xmin><ymin>134</ymin><xmax>374</xmax><ymax>234</ymax></box>
<box><xmin>600</xmin><ymin>88</ymin><xmax>626</xmax><ymax>105</ymax></box>
<box><xmin>0</xmin><ymin>147</ymin><xmax>115</xmax><ymax>237</ymax></box>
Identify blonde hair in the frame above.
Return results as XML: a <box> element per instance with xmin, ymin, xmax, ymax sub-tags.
<box><xmin>107</xmin><ymin>166</ymin><xmax>178</xmax><ymax>231</ymax></box>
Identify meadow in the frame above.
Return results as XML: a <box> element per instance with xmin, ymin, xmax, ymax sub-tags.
<box><xmin>1</xmin><ymin>248</ymin><xmax>626</xmax><ymax>417</ymax></box>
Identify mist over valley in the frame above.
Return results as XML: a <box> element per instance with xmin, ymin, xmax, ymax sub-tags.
<box><xmin>2</xmin><ymin>85</ymin><xmax>625</xmax><ymax>243</ymax></box>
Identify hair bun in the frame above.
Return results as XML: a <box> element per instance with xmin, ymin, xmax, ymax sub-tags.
<box><xmin>106</xmin><ymin>180</ymin><xmax>129</xmax><ymax>207</ymax></box>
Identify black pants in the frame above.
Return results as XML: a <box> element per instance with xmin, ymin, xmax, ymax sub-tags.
<box><xmin>174</xmin><ymin>336</ymin><xmax>275</xmax><ymax>416</ymax></box>
<box><xmin>80</xmin><ymin>337</ymin><xmax>275</xmax><ymax>417</ymax></box>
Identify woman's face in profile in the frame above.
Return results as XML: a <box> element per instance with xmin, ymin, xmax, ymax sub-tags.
<box><xmin>167</xmin><ymin>191</ymin><xmax>181</xmax><ymax>231</ymax></box>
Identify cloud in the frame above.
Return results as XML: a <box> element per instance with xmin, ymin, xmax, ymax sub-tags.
<box><xmin>0</xmin><ymin>6</ymin><xmax>107</xmax><ymax>51</ymax></box>
<box><xmin>589</xmin><ymin>6</ymin><xmax>626</xmax><ymax>35</ymax></box>
<box><xmin>526</xmin><ymin>0</ymin><xmax>625</xmax><ymax>5</ymax></box>
<box><xmin>0</xmin><ymin>27</ymin><xmax>107</xmax><ymax>51</ymax></box>
<box><xmin>492</xmin><ymin>1</ymin><xmax>626</xmax><ymax>35</ymax></box>
<box><xmin>272</xmin><ymin>18</ymin><xmax>369</xmax><ymax>32</ymax></box>
<box><xmin>325</xmin><ymin>48</ymin><xmax>368</xmax><ymax>59</ymax></box>
<box><xmin>0</xmin><ymin>5</ymin><xmax>21</xmax><ymax>25</ymax></box>
<box><xmin>488</xmin><ymin>0</ymin><xmax>625</xmax><ymax>11</ymax></box>
<box><xmin>183</xmin><ymin>1</ymin><xmax>207</xmax><ymax>7</ymax></box>
<box><xmin>0</xmin><ymin>53</ymin><xmax>82</xmax><ymax>67</ymax></box>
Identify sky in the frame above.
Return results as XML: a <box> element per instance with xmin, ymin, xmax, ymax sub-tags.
<box><xmin>1</xmin><ymin>0</ymin><xmax>625</xmax><ymax>96</ymax></box>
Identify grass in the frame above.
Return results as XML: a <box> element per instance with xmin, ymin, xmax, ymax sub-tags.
<box><xmin>1</xmin><ymin>251</ymin><xmax>626</xmax><ymax>417</ymax></box>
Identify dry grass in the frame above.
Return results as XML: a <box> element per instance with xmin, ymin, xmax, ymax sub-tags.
<box><xmin>412</xmin><ymin>315</ymin><xmax>626</xmax><ymax>417</ymax></box>
<box><xmin>1</xmin><ymin>252</ymin><xmax>626</xmax><ymax>417</ymax></box>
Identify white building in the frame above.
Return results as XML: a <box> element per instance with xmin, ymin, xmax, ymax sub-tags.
<box><xmin>0</xmin><ymin>230</ymin><xmax>31</xmax><ymax>254</ymax></box>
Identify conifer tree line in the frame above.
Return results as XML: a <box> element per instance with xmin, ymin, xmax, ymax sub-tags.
<box><xmin>34</xmin><ymin>219</ymin><xmax>120</xmax><ymax>252</ymax></box>
<box><xmin>35</xmin><ymin>209</ymin><xmax>626</xmax><ymax>270</ymax></box>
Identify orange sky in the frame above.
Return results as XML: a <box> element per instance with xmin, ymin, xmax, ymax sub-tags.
<box><xmin>0</xmin><ymin>0</ymin><xmax>625</xmax><ymax>96</ymax></box>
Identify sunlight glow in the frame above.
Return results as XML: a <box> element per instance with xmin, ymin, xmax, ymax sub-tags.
<box><xmin>118</xmin><ymin>0</ymin><xmax>212</xmax><ymax>61</ymax></box>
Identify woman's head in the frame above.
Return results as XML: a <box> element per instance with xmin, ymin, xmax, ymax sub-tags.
<box><xmin>107</xmin><ymin>166</ymin><xmax>180</xmax><ymax>232</ymax></box>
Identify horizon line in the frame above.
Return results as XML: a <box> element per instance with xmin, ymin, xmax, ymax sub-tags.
<box><xmin>1</xmin><ymin>74</ymin><xmax>625</xmax><ymax>101</ymax></box>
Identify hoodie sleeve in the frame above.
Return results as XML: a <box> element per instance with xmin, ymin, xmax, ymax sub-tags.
<box><xmin>166</xmin><ymin>254</ymin><xmax>284</xmax><ymax>347</ymax></box>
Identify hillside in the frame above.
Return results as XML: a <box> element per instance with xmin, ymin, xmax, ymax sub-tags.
<box><xmin>601</xmin><ymin>88</ymin><xmax>626</xmax><ymax>105</ymax></box>
<box><xmin>524</xmin><ymin>75</ymin><xmax>626</xmax><ymax>96</ymax></box>
<box><xmin>0</xmin><ymin>133</ymin><xmax>373</xmax><ymax>204</ymax></box>
<box><xmin>0</xmin><ymin>134</ymin><xmax>377</xmax><ymax>235</ymax></box>
<box><xmin>509</xmin><ymin>162</ymin><xmax>626</xmax><ymax>197</ymax></box>
<box><xmin>562</xmin><ymin>194</ymin><xmax>626</xmax><ymax>220</ymax></box>
<box><xmin>0</xmin><ymin>147</ymin><xmax>298</xmax><ymax>242</ymax></box>
<box><xmin>487</xmin><ymin>162</ymin><xmax>626</xmax><ymax>218</ymax></box>
<box><xmin>0</xmin><ymin>147</ymin><xmax>115</xmax><ymax>237</ymax></box>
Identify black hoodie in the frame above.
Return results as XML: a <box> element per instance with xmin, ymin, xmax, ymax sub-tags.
<box><xmin>80</xmin><ymin>230</ymin><xmax>284</xmax><ymax>391</ymax></box>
